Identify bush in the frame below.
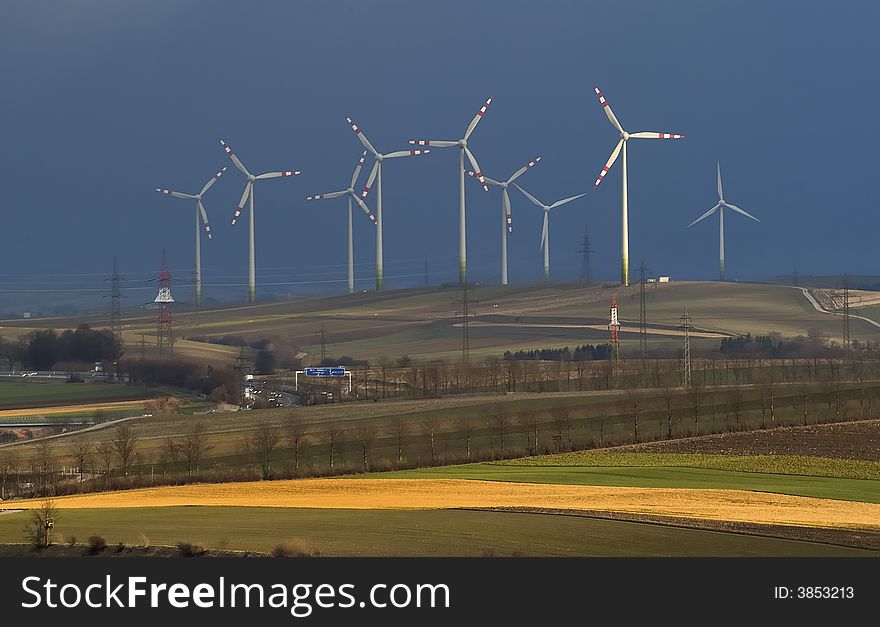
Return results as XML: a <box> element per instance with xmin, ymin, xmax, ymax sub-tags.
<box><xmin>66</xmin><ymin>535</ymin><xmax>77</xmax><ymax>547</ymax></box>
<box><xmin>87</xmin><ymin>535</ymin><xmax>107</xmax><ymax>555</ymax></box>
<box><xmin>271</xmin><ymin>539</ymin><xmax>319</xmax><ymax>558</ymax></box>
<box><xmin>115</xmin><ymin>542</ymin><xmax>125</xmax><ymax>553</ymax></box>
<box><xmin>176</xmin><ymin>541</ymin><xmax>207</xmax><ymax>557</ymax></box>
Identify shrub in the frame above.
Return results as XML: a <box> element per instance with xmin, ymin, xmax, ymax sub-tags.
<box><xmin>87</xmin><ymin>535</ymin><xmax>107</xmax><ymax>555</ymax></box>
<box><xmin>176</xmin><ymin>541</ymin><xmax>207</xmax><ymax>557</ymax></box>
<box><xmin>115</xmin><ymin>542</ymin><xmax>125</xmax><ymax>553</ymax></box>
<box><xmin>66</xmin><ymin>535</ymin><xmax>77</xmax><ymax>547</ymax></box>
<box><xmin>271</xmin><ymin>539</ymin><xmax>319</xmax><ymax>558</ymax></box>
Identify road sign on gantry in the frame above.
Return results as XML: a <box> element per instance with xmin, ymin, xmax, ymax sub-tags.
<box><xmin>304</xmin><ymin>367</ymin><xmax>346</xmax><ymax>377</ymax></box>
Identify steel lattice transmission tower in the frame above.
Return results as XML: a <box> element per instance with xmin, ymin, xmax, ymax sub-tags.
<box><xmin>843</xmin><ymin>274</ymin><xmax>851</xmax><ymax>351</ymax></box>
<box><xmin>107</xmin><ymin>256</ymin><xmax>123</xmax><ymax>342</ymax></box>
<box><xmin>155</xmin><ymin>249</ymin><xmax>175</xmax><ymax>357</ymax></box>
<box><xmin>579</xmin><ymin>225</ymin><xmax>594</xmax><ymax>284</ymax></box>
<box><xmin>455</xmin><ymin>281</ymin><xmax>477</xmax><ymax>363</ymax></box>
<box><xmin>609</xmin><ymin>293</ymin><xmax>621</xmax><ymax>362</ymax></box>
<box><xmin>680</xmin><ymin>309</ymin><xmax>693</xmax><ymax>387</ymax></box>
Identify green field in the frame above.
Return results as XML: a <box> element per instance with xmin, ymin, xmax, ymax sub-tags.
<box><xmin>0</xmin><ymin>507</ymin><xmax>873</xmax><ymax>556</ymax></box>
<box><xmin>382</xmin><ymin>450</ymin><xmax>880</xmax><ymax>504</ymax></box>
<box><xmin>0</xmin><ymin>379</ymin><xmax>158</xmax><ymax>411</ymax></box>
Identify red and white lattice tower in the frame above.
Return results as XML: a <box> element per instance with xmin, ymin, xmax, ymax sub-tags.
<box><xmin>155</xmin><ymin>249</ymin><xmax>175</xmax><ymax>356</ymax></box>
<box><xmin>609</xmin><ymin>293</ymin><xmax>620</xmax><ymax>361</ymax></box>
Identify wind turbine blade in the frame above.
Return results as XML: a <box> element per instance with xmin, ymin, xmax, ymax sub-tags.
<box><xmin>199</xmin><ymin>166</ymin><xmax>228</xmax><ymax>196</ymax></box>
<box><xmin>346</xmin><ymin>117</ymin><xmax>379</xmax><ymax>156</ymax></box>
<box><xmin>231</xmin><ymin>181</ymin><xmax>252</xmax><ymax>225</ymax></box>
<box><xmin>549</xmin><ymin>192</ymin><xmax>587</xmax><ymax>209</ymax></box>
<box><xmin>540</xmin><ymin>211</ymin><xmax>548</xmax><ymax>250</ymax></box>
<box><xmin>465</xmin><ymin>170</ymin><xmax>501</xmax><ymax>187</ymax></box>
<box><xmin>255</xmin><ymin>170</ymin><xmax>302</xmax><ymax>180</ymax></box>
<box><xmin>464</xmin><ymin>97</ymin><xmax>492</xmax><ymax>141</ymax></box>
<box><xmin>350</xmin><ymin>150</ymin><xmax>367</xmax><ymax>188</ymax></box>
<box><xmin>156</xmin><ymin>188</ymin><xmax>196</xmax><ymax>199</ymax></box>
<box><xmin>463</xmin><ymin>147</ymin><xmax>488</xmax><ymax>191</ymax></box>
<box><xmin>352</xmin><ymin>193</ymin><xmax>377</xmax><ymax>225</ymax></box>
<box><xmin>594</xmin><ymin>86</ymin><xmax>624</xmax><ymax>134</ymax></box>
<box><xmin>502</xmin><ymin>187</ymin><xmax>512</xmax><ymax>233</ymax></box>
<box><xmin>595</xmin><ymin>139</ymin><xmax>623</xmax><ymax>188</ymax></box>
<box><xmin>360</xmin><ymin>161</ymin><xmax>379</xmax><ymax>199</ymax></box>
<box><xmin>629</xmin><ymin>132</ymin><xmax>685</xmax><ymax>139</ymax></box>
<box><xmin>725</xmin><ymin>203</ymin><xmax>760</xmax><ymax>222</ymax></box>
<box><xmin>717</xmin><ymin>162</ymin><xmax>724</xmax><ymax>200</ymax></box>
<box><xmin>687</xmin><ymin>203</ymin><xmax>721</xmax><ymax>228</ymax></box>
<box><xmin>220</xmin><ymin>140</ymin><xmax>251</xmax><ymax>177</ymax></box>
<box><xmin>513</xmin><ymin>183</ymin><xmax>546</xmax><ymax>209</ymax></box>
<box><xmin>197</xmin><ymin>199</ymin><xmax>212</xmax><ymax>239</ymax></box>
<box><xmin>306</xmin><ymin>191</ymin><xmax>347</xmax><ymax>200</ymax></box>
<box><xmin>384</xmin><ymin>149</ymin><xmax>430</xmax><ymax>158</ymax></box>
<box><xmin>507</xmin><ymin>157</ymin><xmax>541</xmax><ymax>184</ymax></box>
<box><xmin>408</xmin><ymin>140</ymin><xmax>458</xmax><ymax>148</ymax></box>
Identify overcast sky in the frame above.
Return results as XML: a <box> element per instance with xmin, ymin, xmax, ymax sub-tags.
<box><xmin>1</xmin><ymin>0</ymin><xmax>877</xmax><ymax>304</ymax></box>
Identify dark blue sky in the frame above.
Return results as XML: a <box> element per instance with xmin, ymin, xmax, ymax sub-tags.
<box><xmin>1</xmin><ymin>0</ymin><xmax>877</xmax><ymax>305</ymax></box>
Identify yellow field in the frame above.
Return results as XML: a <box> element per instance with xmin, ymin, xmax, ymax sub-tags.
<box><xmin>0</xmin><ymin>399</ymin><xmax>147</xmax><ymax>418</ymax></box>
<box><xmin>10</xmin><ymin>478</ymin><xmax>880</xmax><ymax>531</ymax></box>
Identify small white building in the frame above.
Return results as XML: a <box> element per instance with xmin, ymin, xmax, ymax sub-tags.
<box><xmin>658</xmin><ymin>276</ymin><xmax>671</xmax><ymax>283</ymax></box>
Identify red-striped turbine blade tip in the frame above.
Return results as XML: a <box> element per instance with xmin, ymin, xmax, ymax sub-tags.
<box><xmin>410</xmin><ymin>149</ymin><xmax>429</xmax><ymax>156</ymax></box>
<box><xmin>360</xmin><ymin>187</ymin><xmax>371</xmax><ymax>199</ymax></box>
<box><xmin>409</xmin><ymin>140</ymin><xmax>430</xmax><ymax>146</ymax></box>
<box><xmin>346</xmin><ymin>117</ymin><xmax>361</xmax><ymax>134</ymax></box>
<box><xmin>477</xmin><ymin>98</ymin><xmax>492</xmax><ymax>116</ymax></box>
<box><xmin>595</xmin><ymin>87</ymin><xmax>609</xmax><ymax>107</ymax></box>
<box><xmin>220</xmin><ymin>140</ymin><xmax>233</xmax><ymax>154</ymax></box>
<box><xmin>659</xmin><ymin>133</ymin><xmax>685</xmax><ymax>139</ymax></box>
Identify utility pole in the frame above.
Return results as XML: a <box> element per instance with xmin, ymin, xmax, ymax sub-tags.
<box><xmin>638</xmin><ymin>261</ymin><xmax>650</xmax><ymax>356</ymax></box>
<box><xmin>680</xmin><ymin>309</ymin><xmax>692</xmax><ymax>387</ymax></box>
<box><xmin>579</xmin><ymin>225</ymin><xmax>594</xmax><ymax>284</ymax></box>
<box><xmin>843</xmin><ymin>274</ymin><xmax>851</xmax><ymax>351</ymax></box>
<box><xmin>318</xmin><ymin>324</ymin><xmax>327</xmax><ymax>364</ymax></box>
<box><xmin>455</xmin><ymin>281</ymin><xmax>476</xmax><ymax>364</ymax></box>
<box><xmin>792</xmin><ymin>264</ymin><xmax>800</xmax><ymax>288</ymax></box>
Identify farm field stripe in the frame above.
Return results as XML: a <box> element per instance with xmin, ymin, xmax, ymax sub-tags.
<box><xmin>7</xmin><ymin>478</ymin><xmax>880</xmax><ymax>531</ymax></box>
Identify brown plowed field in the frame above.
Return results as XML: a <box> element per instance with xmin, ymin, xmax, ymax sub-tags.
<box><xmin>617</xmin><ymin>420</ymin><xmax>880</xmax><ymax>461</ymax></box>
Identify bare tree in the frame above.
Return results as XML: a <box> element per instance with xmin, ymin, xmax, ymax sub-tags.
<box><xmin>69</xmin><ymin>436</ymin><xmax>94</xmax><ymax>483</ymax></box>
<box><xmin>249</xmin><ymin>423</ymin><xmax>282</xmax><ymax>480</ymax></box>
<box><xmin>630</xmin><ymin>395</ymin><xmax>641</xmax><ymax>443</ymax></box>
<box><xmin>518</xmin><ymin>410</ymin><xmax>540</xmax><ymax>456</ymax></box>
<box><xmin>663</xmin><ymin>387</ymin><xmax>675</xmax><ymax>439</ymax></box>
<box><xmin>323</xmin><ymin>424</ymin><xmax>344</xmax><ymax>471</ymax></box>
<box><xmin>111</xmin><ymin>424</ymin><xmax>138</xmax><ymax>477</ymax></box>
<box><xmin>0</xmin><ymin>449</ymin><xmax>18</xmax><ymax>500</ymax></box>
<box><xmin>493</xmin><ymin>410</ymin><xmax>509</xmax><ymax>457</ymax></box>
<box><xmin>24</xmin><ymin>498</ymin><xmax>58</xmax><ymax>548</ymax></box>
<box><xmin>390</xmin><ymin>416</ymin><xmax>410</xmax><ymax>465</ymax></box>
<box><xmin>421</xmin><ymin>417</ymin><xmax>438</xmax><ymax>465</ymax></box>
<box><xmin>456</xmin><ymin>417</ymin><xmax>475</xmax><ymax>461</ymax></box>
<box><xmin>95</xmin><ymin>441</ymin><xmax>115</xmax><ymax>488</ymax></box>
<box><xmin>688</xmin><ymin>380</ymin><xmax>705</xmax><ymax>436</ymax></box>
<box><xmin>286</xmin><ymin>415</ymin><xmax>309</xmax><ymax>474</ymax></box>
<box><xmin>550</xmin><ymin>404</ymin><xmax>572</xmax><ymax>452</ymax></box>
<box><xmin>353</xmin><ymin>424</ymin><xmax>378</xmax><ymax>472</ymax></box>
<box><xmin>182</xmin><ymin>421</ymin><xmax>212</xmax><ymax>476</ymax></box>
<box><xmin>158</xmin><ymin>437</ymin><xmax>179</xmax><ymax>476</ymax></box>
<box><xmin>727</xmin><ymin>386</ymin><xmax>745</xmax><ymax>431</ymax></box>
<box><xmin>32</xmin><ymin>440</ymin><xmax>57</xmax><ymax>496</ymax></box>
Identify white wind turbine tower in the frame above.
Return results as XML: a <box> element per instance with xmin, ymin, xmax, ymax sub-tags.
<box><xmin>687</xmin><ymin>163</ymin><xmax>759</xmax><ymax>281</ymax></box>
<box><xmin>465</xmin><ymin>157</ymin><xmax>541</xmax><ymax>285</ymax></box>
<box><xmin>221</xmin><ymin>139</ymin><xmax>302</xmax><ymax>304</ymax></box>
<box><xmin>155</xmin><ymin>165</ymin><xmax>226</xmax><ymax>307</ymax></box>
<box><xmin>514</xmin><ymin>184</ymin><xmax>587</xmax><ymax>281</ymax></box>
<box><xmin>409</xmin><ymin>98</ymin><xmax>493</xmax><ymax>284</ymax></box>
<box><xmin>346</xmin><ymin>117</ymin><xmax>430</xmax><ymax>291</ymax></box>
<box><xmin>305</xmin><ymin>150</ymin><xmax>377</xmax><ymax>294</ymax></box>
<box><xmin>592</xmin><ymin>86</ymin><xmax>684</xmax><ymax>286</ymax></box>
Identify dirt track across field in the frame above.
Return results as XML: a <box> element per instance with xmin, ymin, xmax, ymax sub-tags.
<box><xmin>0</xmin><ymin>399</ymin><xmax>147</xmax><ymax>418</ymax></box>
<box><xmin>8</xmin><ymin>478</ymin><xmax>880</xmax><ymax>531</ymax></box>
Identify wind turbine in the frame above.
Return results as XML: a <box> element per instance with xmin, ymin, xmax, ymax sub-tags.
<box><xmin>514</xmin><ymin>184</ymin><xmax>587</xmax><ymax>281</ymax></box>
<box><xmin>687</xmin><ymin>163</ymin><xmax>759</xmax><ymax>281</ymax></box>
<box><xmin>305</xmin><ymin>150</ymin><xmax>377</xmax><ymax>294</ymax></box>
<box><xmin>409</xmin><ymin>98</ymin><xmax>492</xmax><ymax>284</ymax></box>
<box><xmin>155</xmin><ymin>165</ymin><xmax>226</xmax><ymax>307</ymax></box>
<box><xmin>592</xmin><ymin>86</ymin><xmax>684</xmax><ymax>286</ymax></box>
<box><xmin>346</xmin><ymin>117</ymin><xmax>430</xmax><ymax>291</ymax></box>
<box><xmin>465</xmin><ymin>157</ymin><xmax>541</xmax><ymax>285</ymax></box>
<box><xmin>221</xmin><ymin>139</ymin><xmax>302</xmax><ymax>304</ymax></box>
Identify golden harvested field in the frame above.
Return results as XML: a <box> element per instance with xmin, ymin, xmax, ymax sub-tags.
<box><xmin>10</xmin><ymin>478</ymin><xmax>880</xmax><ymax>531</ymax></box>
<box><xmin>0</xmin><ymin>399</ymin><xmax>147</xmax><ymax>418</ymax></box>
